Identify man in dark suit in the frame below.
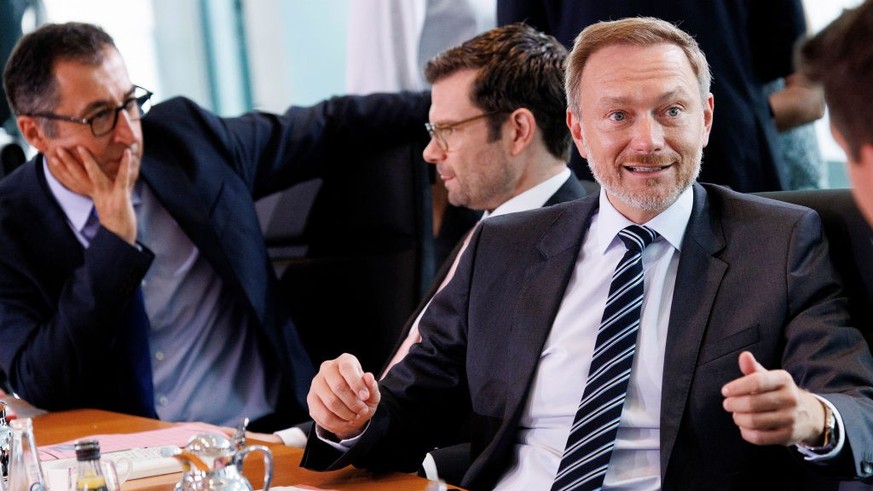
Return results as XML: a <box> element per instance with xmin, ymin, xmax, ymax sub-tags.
<box><xmin>261</xmin><ymin>23</ymin><xmax>586</xmax><ymax>450</ymax></box>
<box><xmin>0</xmin><ymin>22</ymin><xmax>429</xmax><ymax>430</ymax></box>
<box><xmin>497</xmin><ymin>0</ymin><xmax>810</xmax><ymax>193</ymax></box>
<box><xmin>301</xmin><ymin>17</ymin><xmax>873</xmax><ymax>490</ymax></box>
<box><xmin>380</xmin><ymin>23</ymin><xmax>586</xmax><ymax>377</ymax></box>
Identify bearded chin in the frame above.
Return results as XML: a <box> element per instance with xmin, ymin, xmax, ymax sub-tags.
<box><xmin>585</xmin><ymin>145</ymin><xmax>702</xmax><ymax>213</ymax></box>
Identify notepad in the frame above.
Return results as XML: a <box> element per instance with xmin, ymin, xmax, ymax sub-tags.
<box><xmin>42</xmin><ymin>444</ymin><xmax>183</xmax><ymax>481</ymax></box>
<box><xmin>39</xmin><ymin>422</ymin><xmax>218</xmax><ymax>481</ymax></box>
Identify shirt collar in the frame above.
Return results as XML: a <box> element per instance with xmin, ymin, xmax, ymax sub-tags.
<box><xmin>596</xmin><ymin>185</ymin><xmax>694</xmax><ymax>254</ymax></box>
<box><xmin>482</xmin><ymin>167</ymin><xmax>572</xmax><ymax>220</ymax></box>
<box><xmin>43</xmin><ymin>156</ymin><xmax>94</xmax><ymax>235</ymax></box>
<box><xmin>42</xmin><ymin>155</ymin><xmax>144</xmax><ymax>235</ymax></box>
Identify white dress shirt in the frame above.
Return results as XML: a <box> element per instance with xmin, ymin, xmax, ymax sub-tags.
<box><xmin>494</xmin><ymin>186</ymin><xmax>693</xmax><ymax>490</ymax></box>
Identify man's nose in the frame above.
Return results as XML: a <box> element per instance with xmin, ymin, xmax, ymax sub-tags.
<box><xmin>423</xmin><ymin>138</ymin><xmax>445</xmax><ymax>164</ymax></box>
<box><xmin>111</xmin><ymin>109</ymin><xmax>137</xmax><ymax>144</ymax></box>
<box><xmin>630</xmin><ymin>115</ymin><xmax>665</xmax><ymax>153</ymax></box>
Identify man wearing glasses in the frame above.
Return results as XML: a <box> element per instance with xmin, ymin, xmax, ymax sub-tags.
<box><xmin>0</xmin><ymin>22</ymin><xmax>428</xmax><ymax>430</ymax></box>
<box><xmin>381</xmin><ymin>23</ymin><xmax>588</xmax><ymax>378</ymax></box>
<box><xmin>261</xmin><ymin>22</ymin><xmax>587</xmax><ymax>452</ymax></box>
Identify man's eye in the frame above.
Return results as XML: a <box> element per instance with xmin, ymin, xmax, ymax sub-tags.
<box><xmin>89</xmin><ymin>108</ymin><xmax>114</xmax><ymax>123</ymax></box>
<box><xmin>609</xmin><ymin>112</ymin><xmax>626</xmax><ymax>122</ymax></box>
<box><xmin>666</xmin><ymin>107</ymin><xmax>681</xmax><ymax>117</ymax></box>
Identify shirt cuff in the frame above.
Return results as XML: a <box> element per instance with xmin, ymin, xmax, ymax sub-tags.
<box><xmin>274</xmin><ymin>426</ymin><xmax>308</xmax><ymax>448</ymax></box>
<box><xmin>314</xmin><ymin>423</ymin><xmax>368</xmax><ymax>452</ymax></box>
<box><xmin>795</xmin><ymin>394</ymin><xmax>845</xmax><ymax>461</ymax></box>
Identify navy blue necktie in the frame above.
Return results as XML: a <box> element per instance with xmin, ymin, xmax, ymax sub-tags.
<box><xmin>124</xmin><ymin>285</ymin><xmax>155</xmax><ymax>415</ymax></box>
<box><xmin>90</xmin><ymin>208</ymin><xmax>155</xmax><ymax>416</ymax></box>
<box><xmin>552</xmin><ymin>225</ymin><xmax>658</xmax><ymax>491</ymax></box>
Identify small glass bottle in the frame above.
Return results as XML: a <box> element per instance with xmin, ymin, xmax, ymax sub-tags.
<box><xmin>73</xmin><ymin>440</ymin><xmax>108</xmax><ymax>491</ymax></box>
<box><xmin>7</xmin><ymin>418</ymin><xmax>46</xmax><ymax>491</ymax></box>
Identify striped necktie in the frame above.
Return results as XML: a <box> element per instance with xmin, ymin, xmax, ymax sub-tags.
<box><xmin>552</xmin><ymin>224</ymin><xmax>658</xmax><ymax>491</ymax></box>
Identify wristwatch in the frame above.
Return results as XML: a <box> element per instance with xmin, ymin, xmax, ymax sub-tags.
<box><xmin>797</xmin><ymin>401</ymin><xmax>837</xmax><ymax>455</ymax></box>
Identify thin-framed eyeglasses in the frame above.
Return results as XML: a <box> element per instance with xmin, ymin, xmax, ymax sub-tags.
<box><xmin>22</xmin><ymin>85</ymin><xmax>154</xmax><ymax>137</ymax></box>
<box><xmin>425</xmin><ymin>111</ymin><xmax>500</xmax><ymax>153</ymax></box>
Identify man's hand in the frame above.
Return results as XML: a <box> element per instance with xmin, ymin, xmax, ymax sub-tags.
<box><xmin>307</xmin><ymin>353</ymin><xmax>380</xmax><ymax>440</ymax></box>
<box><xmin>769</xmin><ymin>71</ymin><xmax>826</xmax><ymax>131</ymax></box>
<box><xmin>722</xmin><ymin>351</ymin><xmax>826</xmax><ymax>447</ymax></box>
<box><xmin>49</xmin><ymin>146</ymin><xmax>138</xmax><ymax>244</ymax></box>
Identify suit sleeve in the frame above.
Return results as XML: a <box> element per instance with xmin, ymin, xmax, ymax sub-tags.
<box><xmin>0</xmin><ymin>225</ymin><xmax>154</xmax><ymax>411</ymax></box>
<box><xmin>142</xmin><ymin>92</ymin><xmax>431</xmax><ymax>201</ymax></box>
<box><xmin>780</xmin><ymin>209</ymin><xmax>873</xmax><ymax>479</ymax></box>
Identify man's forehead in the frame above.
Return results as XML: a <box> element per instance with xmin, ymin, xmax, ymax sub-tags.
<box><xmin>580</xmin><ymin>44</ymin><xmax>698</xmax><ymax>92</ymax></box>
<box><xmin>586</xmin><ymin>43</ymin><xmax>691</xmax><ymax>73</ymax></box>
<box><xmin>52</xmin><ymin>51</ymin><xmax>132</xmax><ymax>111</ymax></box>
<box><xmin>429</xmin><ymin>70</ymin><xmax>478</xmax><ymax>120</ymax></box>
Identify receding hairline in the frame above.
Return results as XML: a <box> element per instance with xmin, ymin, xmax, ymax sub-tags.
<box><xmin>565</xmin><ymin>17</ymin><xmax>712</xmax><ymax>116</ymax></box>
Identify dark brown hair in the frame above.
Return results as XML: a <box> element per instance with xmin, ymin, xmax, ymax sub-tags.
<box><xmin>4</xmin><ymin>22</ymin><xmax>116</xmax><ymax>120</ymax></box>
<box><xmin>797</xmin><ymin>2</ymin><xmax>873</xmax><ymax>161</ymax></box>
<box><xmin>424</xmin><ymin>22</ymin><xmax>571</xmax><ymax>161</ymax></box>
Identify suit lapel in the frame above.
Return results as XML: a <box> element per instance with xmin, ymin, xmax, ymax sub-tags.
<box><xmin>544</xmin><ymin>174</ymin><xmax>588</xmax><ymax>206</ymax></box>
<box><xmin>396</xmin><ymin>175</ymin><xmax>588</xmax><ymax>362</ymax></box>
<box><xmin>503</xmin><ymin>198</ymin><xmax>597</xmax><ymax>421</ymax></box>
<box><xmin>467</xmin><ymin>198</ymin><xmax>598</xmax><ymax>485</ymax></box>
<box><xmin>660</xmin><ymin>183</ymin><xmax>727</xmax><ymax>476</ymax></box>
<box><xmin>28</xmin><ymin>158</ymin><xmax>88</xmax><ymax>276</ymax></box>
<box><xmin>138</xmin><ymin>156</ymin><xmax>238</xmax><ymax>299</ymax></box>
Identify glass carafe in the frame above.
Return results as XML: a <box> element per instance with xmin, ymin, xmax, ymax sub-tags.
<box><xmin>1</xmin><ymin>401</ymin><xmax>11</xmax><ymax>482</ymax></box>
<box><xmin>7</xmin><ymin>418</ymin><xmax>46</xmax><ymax>491</ymax></box>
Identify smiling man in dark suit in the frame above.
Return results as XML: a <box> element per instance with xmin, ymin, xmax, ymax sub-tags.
<box><xmin>0</xmin><ymin>22</ymin><xmax>429</xmax><ymax>430</ymax></box>
<box><xmin>497</xmin><ymin>0</ymin><xmax>813</xmax><ymax>193</ymax></box>
<box><xmin>301</xmin><ymin>16</ymin><xmax>873</xmax><ymax>490</ymax></box>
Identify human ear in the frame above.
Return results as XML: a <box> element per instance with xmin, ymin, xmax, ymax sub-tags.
<box><xmin>17</xmin><ymin>116</ymin><xmax>50</xmax><ymax>153</ymax></box>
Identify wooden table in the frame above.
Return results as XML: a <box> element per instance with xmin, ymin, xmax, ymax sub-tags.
<box><xmin>31</xmin><ymin>409</ymin><xmax>440</xmax><ymax>491</ymax></box>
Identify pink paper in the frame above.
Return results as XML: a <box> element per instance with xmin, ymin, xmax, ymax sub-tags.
<box><xmin>38</xmin><ymin>422</ymin><xmax>217</xmax><ymax>460</ymax></box>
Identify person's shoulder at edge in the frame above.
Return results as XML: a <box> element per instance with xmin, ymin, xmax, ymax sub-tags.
<box><xmin>481</xmin><ymin>192</ymin><xmax>596</xmax><ymax>229</ymax></box>
<box><xmin>698</xmin><ymin>181</ymin><xmax>819</xmax><ymax>216</ymax></box>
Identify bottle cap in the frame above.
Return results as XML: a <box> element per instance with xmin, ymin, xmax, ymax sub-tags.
<box><xmin>74</xmin><ymin>439</ymin><xmax>101</xmax><ymax>461</ymax></box>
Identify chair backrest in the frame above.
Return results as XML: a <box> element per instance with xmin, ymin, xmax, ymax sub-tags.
<box><xmin>756</xmin><ymin>189</ymin><xmax>873</xmax><ymax>351</ymax></box>
<box><xmin>0</xmin><ymin>141</ymin><xmax>26</xmax><ymax>179</ymax></box>
<box><xmin>257</xmin><ymin>138</ymin><xmax>434</xmax><ymax>373</ymax></box>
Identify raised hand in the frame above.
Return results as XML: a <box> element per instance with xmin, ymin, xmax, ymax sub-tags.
<box><xmin>722</xmin><ymin>351</ymin><xmax>826</xmax><ymax>447</ymax></box>
<box><xmin>308</xmin><ymin>353</ymin><xmax>380</xmax><ymax>440</ymax></box>
<box><xmin>49</xmin><ymin>145</ymin><xmax>138</xmax><ymax>244</ymax></box>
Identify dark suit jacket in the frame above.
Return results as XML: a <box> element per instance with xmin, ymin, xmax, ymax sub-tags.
<box><xmin>498</xmin><ymin>0</ymin><xmax>806</xmax><ymax>192</ymax></box>
<box><xmin>0</xmin><ymin>92</ymin><xmax>430</xmax><ymax>425</ymax></box>
<box><xmin>380</xmin><ymin>173</ymin><xmax>588</xmax><ymax>375</ymax></box>
<box><xmin>302</xmin><ymin>182</ymin><xmax>873</xmax><ymax>490</ymax></box>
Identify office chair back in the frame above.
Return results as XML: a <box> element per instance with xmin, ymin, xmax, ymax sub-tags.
<box><xmin>756</xmin><ymin>189</ymin><xmax>873</xmax><ymax>352</ymax></box>
<box><xmin>257</xmin><ymin>139</ymin><xmax>433</xmax><ymax>373</ymax></box>
<box><xmin>0</xmin><ymin>142</ymin><xmax>26</xmax><ymax>179</ymax></box>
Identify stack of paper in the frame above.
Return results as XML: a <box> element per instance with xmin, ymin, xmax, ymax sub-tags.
<box><xmin>39</xmin><ymin>422</ymin><xmax>218</xmax><ymax>483</ymax></box>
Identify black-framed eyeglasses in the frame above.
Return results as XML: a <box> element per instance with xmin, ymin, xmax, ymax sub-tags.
<box><xmin>424</xmin><ymin>111</ymin><xmax>500</xmax><ymax>153</ymax></box>
<box><xmin>23</xmin><ymin>85</ymin><xmax>153</xmax><ymax>137</ymax></box>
